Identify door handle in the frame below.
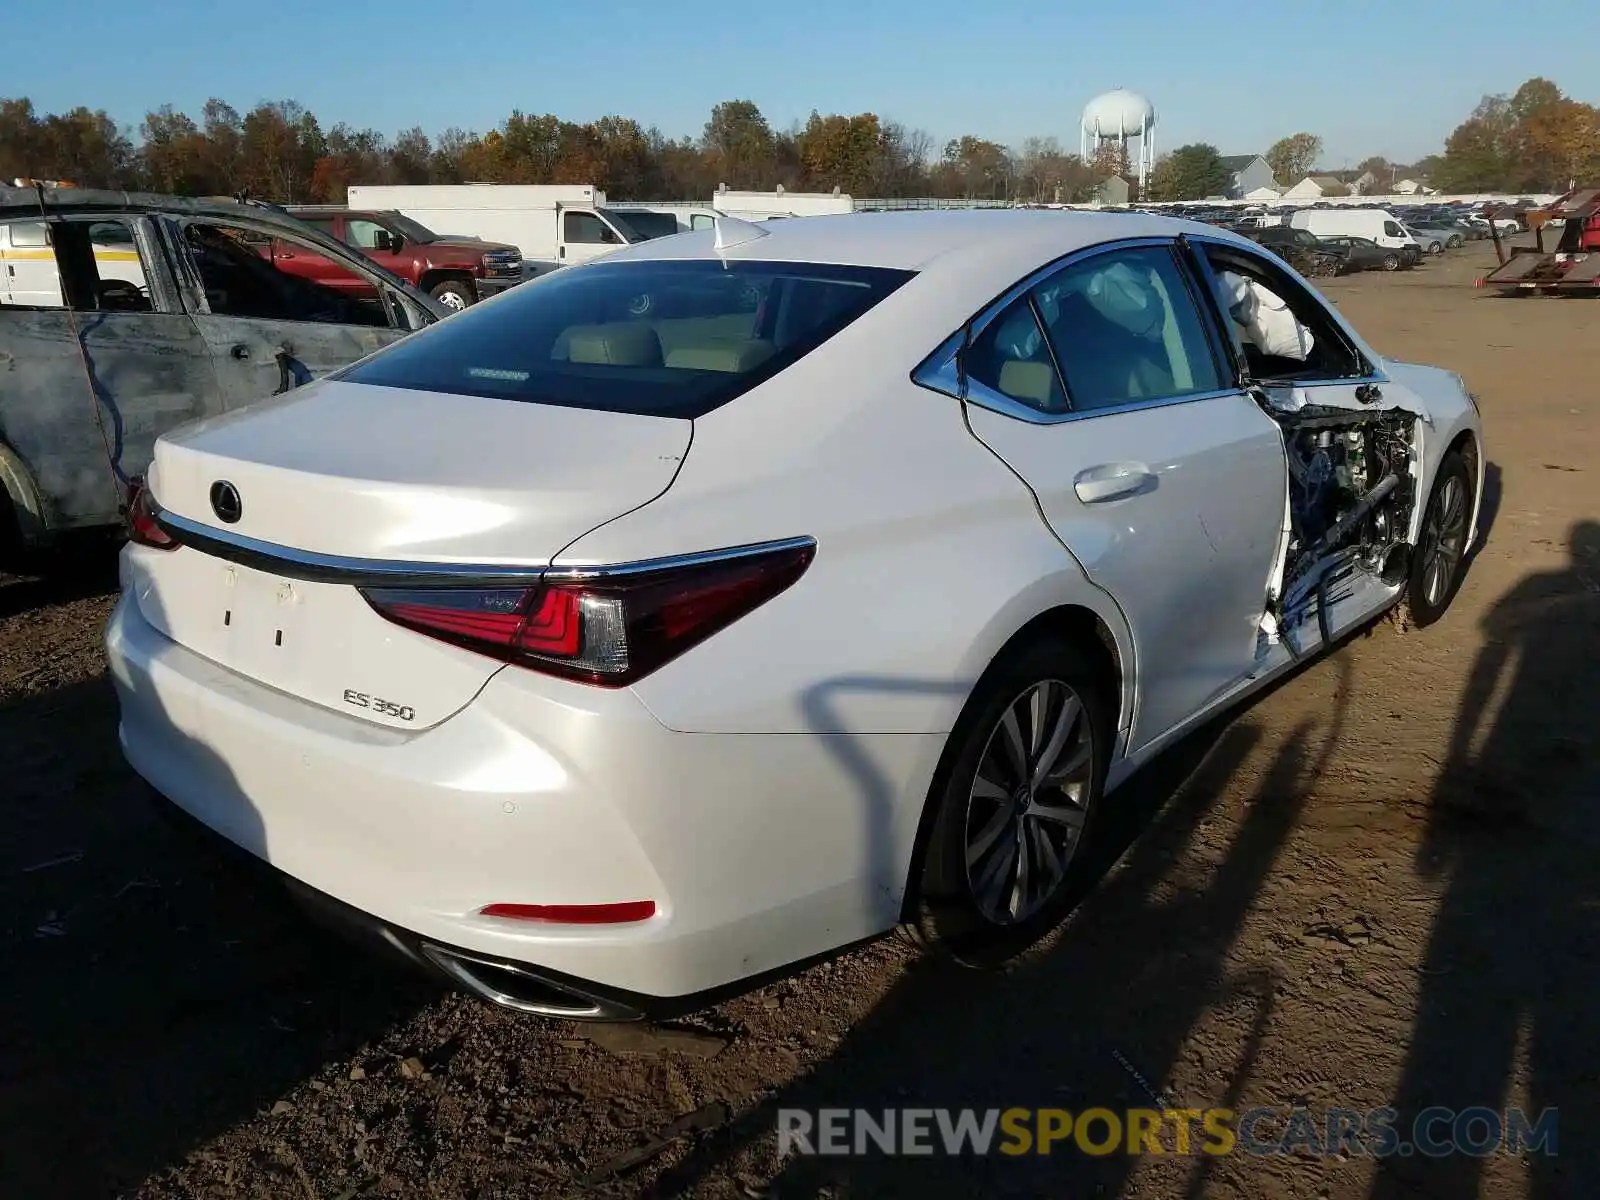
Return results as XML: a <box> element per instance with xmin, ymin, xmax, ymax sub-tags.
<box><xmin>1074</xmin><ymin>463</ymin><xmax>1156</xmax><ymax>504</ymax></box>
<box><xmin>230</xmin><ymin>344</ymin><xmax>250</xmax><ymax>360</ymax></box>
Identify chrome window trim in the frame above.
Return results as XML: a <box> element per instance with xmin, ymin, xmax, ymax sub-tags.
<box><xmin>156</xmin><ymin>510</ymin><xmax>816</xmax><ymax>588</ymax></box>
<box><xmin>1181</xmin><ymin>232</ymin><xmax>1392</xmax><ymax>387</ymax></box>
<box><xmin>965</xmin><ymin>380</ymin><xmax>1249</xmax><ymax>427</ymax></box>
<box><xmin>913</xmin><ymin>235</ymin><xmax>1247</xmax><ymax>422</ymax></box>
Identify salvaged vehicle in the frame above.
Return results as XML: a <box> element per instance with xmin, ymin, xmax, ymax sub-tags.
<box><xmin>1316</xmin><ymin>234</ymin><xmax>1406</xmax><ymax>273</ymax></box>
<box><xmin>109</xmin><ymin>211</ymin><xmax>1483</xmax><ymax>1019</ymax></box>
<box><xmin>0</xmin><ymin>187</ymin><xmax>444</xmax><ymax>553</ymax></box>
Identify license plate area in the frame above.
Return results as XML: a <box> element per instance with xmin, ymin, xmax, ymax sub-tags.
<box><xmin>216</xmin><ymin>562</ymin><xmax>310</xmax><ymax>683</ymax></box>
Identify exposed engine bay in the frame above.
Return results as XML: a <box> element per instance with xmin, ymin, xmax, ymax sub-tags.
<box><xmin>1261</xmin><ymin>402</ymin><xmax>1420</xmax><ymax>649</ymax></box>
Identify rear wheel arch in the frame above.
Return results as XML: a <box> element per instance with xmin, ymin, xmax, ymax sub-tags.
<box><xmin>899</xmin><ymin>602</ymin><xmax>1125</xmax><ymax>923</ymax></box>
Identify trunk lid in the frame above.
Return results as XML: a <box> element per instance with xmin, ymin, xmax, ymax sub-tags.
<box><xmin>131</xmin><ymin>380</ymin><xmax>690</xmax><ymax>728</ymax></box>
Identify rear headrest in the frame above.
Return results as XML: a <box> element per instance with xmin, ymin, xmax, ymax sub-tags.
<box><xmin>997</xmin><ymin>361</ymin><xmax>1060</xmax><ymax>408</ymax></box>
<box><xmin>664</xmin><ymin>340</ymin><xmax>776</xmax><ymax>373</ymax></box>
<box><xmin>563</xmin><ymin>324</ymin><xmax>663</xmax><ymax>367</ymax></box>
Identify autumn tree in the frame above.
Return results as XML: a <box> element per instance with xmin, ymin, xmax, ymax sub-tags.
<box><xmin>140</xmin><ymin>106</ymin><xmax>214</xmax><ymax>194</ymax></box>
<box><xmin>798</xmin><ymin>111</ymin><xmax>881</xmax><ymax>194</ymax></box>
<box><xmin>1266</xmin><ymin>132</ymin><xmax>1322</xmax><ymax>185</ymax></box>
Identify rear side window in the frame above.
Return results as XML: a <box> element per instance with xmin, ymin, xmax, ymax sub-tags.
<box><xmin>338</xmin><ymin>259</ymin><xmax>914</xmax><ymax>418</ymax></box>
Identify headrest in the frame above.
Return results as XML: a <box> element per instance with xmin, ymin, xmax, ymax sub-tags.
<box><xmin>563</xmin><ymin>324</ymin><xmax>663</xmax><ymax>367</ymax></box>
<box><xmin>998</xmin><ymin>360</ymin><xmax>1060</xmax><ymax>408</ymax></box>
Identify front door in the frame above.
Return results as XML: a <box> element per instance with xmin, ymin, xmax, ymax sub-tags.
<box><xmin>560</xmin><ymin>209</ymin><xmax>625</xmax><ymax>267</ymax></box>
<box><xmin>958</xmin><ymin>241</ymin><xmax>1288</xmax><ymax>751</ymax></box>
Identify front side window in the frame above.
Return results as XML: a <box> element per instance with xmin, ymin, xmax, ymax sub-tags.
<box><xmin>1201</xmin><ymin>246</ymin><xmax>1365</xmax><ymax>381</ymax></box>
<box><xmin>181</xmin><ymin>221</ymin><xmax>389</xmax><ymax>328</ymax></box>
<box><xmin>338</xmin><ymin>259</ymin><xmax>913</xmax><ymax>418</ymax></box>
<box><xmin>344</xmin><ymin>218</ymin><xmax>390</xmax><ymax>250</ymax></box>
<box><xmin>563</xmin><ymin>211</ymin><xmax>613</xmax><ymax>244</ymax></box>
<box><xmin>1383</xmin><ymin>220</ymin><xmax>1403</xmax><ymax>237</ymax></box>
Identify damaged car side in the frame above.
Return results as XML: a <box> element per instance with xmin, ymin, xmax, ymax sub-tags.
<box><xmin>0</xmin><ymin>187</ymin><xmax>444</xmax><ymax>552</ymax></box>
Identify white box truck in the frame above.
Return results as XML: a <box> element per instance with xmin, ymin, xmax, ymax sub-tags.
<box><xmin>345</xmin><ymin>184</ymin><xmax>648</xmax><ymax>277</ymax></box>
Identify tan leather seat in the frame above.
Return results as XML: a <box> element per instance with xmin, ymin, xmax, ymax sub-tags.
<box><xmin>665</xmin><ymin>340</ymin><xmax>776</xmax><ymax>373</ymax></box>
<box><xmin>561</xmin><ymin>324</ymin><xmax>663</xmax><ymax>366</ymax></box>
<box><xmin>997</xmin><ymin>360</ymin><xmax>1062</xmax><ymax>408</ymax></box>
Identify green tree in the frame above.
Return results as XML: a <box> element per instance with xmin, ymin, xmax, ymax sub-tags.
<box><xmin>1155</xmin><ymin>143</ymin><xmax>1233</xmax><ymax>200</ymax></box>
<box><xmin>1266</xmin><ymin>132</ymin><xmax>1323</xmax><ymax>185</ymax></box>
<box><xmin>702</xmin><ymin>99</ymin><xmax>776</xmax><ymax>187</ymax></box>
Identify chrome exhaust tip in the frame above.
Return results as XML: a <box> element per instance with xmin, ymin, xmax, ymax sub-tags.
<box><xmin>419</xmin><ymin>944</ymin><xmax>642</xmax><ymax>1022</ymax></box>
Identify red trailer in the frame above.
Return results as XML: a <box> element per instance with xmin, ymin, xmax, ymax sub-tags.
<box><xmin>1477</xmin><ymin>188</ymin><xmax>1600</xmax><ymax>293</ymax></box>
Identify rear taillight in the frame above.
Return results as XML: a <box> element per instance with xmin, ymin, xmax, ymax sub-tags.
<box><xmin>360</xmin><ymin>539</ymin><xmax>814</xmax><ymax>687</ymax></box>
<box><xmin>126</xmin><ymin>479</ymin><xmax>178</xmax><ymax>551</ymax></box>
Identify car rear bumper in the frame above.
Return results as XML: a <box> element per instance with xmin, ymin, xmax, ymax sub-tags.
<box><xmin>106</xmin><ymin>590</ymin><xmax>935</xmax><ymax>1006</ymax></box>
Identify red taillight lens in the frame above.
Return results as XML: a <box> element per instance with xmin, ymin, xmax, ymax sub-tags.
<box><xmin>360</xmin><ymin>540</ymin><xmax>814</xmax><ymax>687</ymax></box>
<box><xmin>125</xmin><ymin>480</ymin><xmax>178</xmax><ymax>551</ymax></box>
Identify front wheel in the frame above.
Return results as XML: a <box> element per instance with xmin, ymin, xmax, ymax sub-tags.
<box><xmin>1382</xmin><ymin>254</ymin><xmax>1400</xmax><ymax>272</ymax></box>
<box><xmin>1404</xmin><ymin>451</ymin><xmax>1473</xmax><ymax>627</ymax></box>
<box><xmin>429</xmin><ymin>279</ymin><xmax>475</xmax><ymax>311</ymax></box>
<box><xmin>905</xmin><ymin>638</ymin><xmax>1110</xmax><ymax>966</ymax></box>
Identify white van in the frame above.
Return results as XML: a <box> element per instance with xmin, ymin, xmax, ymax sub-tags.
<box><xmin>0</xmin><ymin>218</ymin><xmax>146</xmax><ymax>306</ymax></box>
<box><xmin>1289</xmin><ymin>208</ymin><xmax>1420</xmax><ymax>260</ymax></box>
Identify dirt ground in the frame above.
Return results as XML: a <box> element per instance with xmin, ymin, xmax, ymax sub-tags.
<box><xmin>2</xmin><ymin>240</ymin><xmax>1596</xmax><ymax>1200</ymax></box>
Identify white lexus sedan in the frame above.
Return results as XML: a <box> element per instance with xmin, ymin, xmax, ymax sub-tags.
<box><xmin>107</xmin><ymin>211</ymin><xmax>1483</xmax><ymax>1019</ymax></box>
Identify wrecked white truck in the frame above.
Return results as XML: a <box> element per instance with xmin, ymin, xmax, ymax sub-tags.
<box><xmin>0</xmin><ymin>187</ymin><xmax>444</xmax><ymax>553</ymax></box>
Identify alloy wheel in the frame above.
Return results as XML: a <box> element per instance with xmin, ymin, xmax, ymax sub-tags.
<box><xmin>963</xmin><ymin>679</ymin><xmax>1094</xmax><ymax>925</ymax></box>
<box><xmin>1419</xmin><ymin>472</ymin><xmax>1469</xmax><ymax>607</ymax></box>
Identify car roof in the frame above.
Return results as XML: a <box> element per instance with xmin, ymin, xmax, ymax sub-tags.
<box><xmin>600</xmin><ymin>208</ymin><xmax>1258</xmax><ymax>276</ymax></box>
<box><xmin>0</xmin><ymin>185</ymin><xmax>305</xmax><ymax>233</ymax></box>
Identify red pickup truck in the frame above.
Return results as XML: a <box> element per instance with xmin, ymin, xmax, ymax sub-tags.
<box><xmin>271</xmin><ymin>206</ymin><xmax>524</xmax><ymax>310</ymax></box>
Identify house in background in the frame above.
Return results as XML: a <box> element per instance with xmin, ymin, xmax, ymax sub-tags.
<box><xmin>1350</xmin><ymin>170</ymin><xmax>1380</xmax><ymax>195</ymax></box>
<box><xmin>1242</xmin><ymin>185</ymin><xmax>1283</xmax><ymax>203</ymax></box>
<box><xmin>1394</xmin><ymin>178</ymin><xmax>1435</xmax><ymax>195</ymax></box>
<box><xmin>1220</xmin><ymin>154</ymin><xmax>1279</xmax><ymax>199</ymax></box>
<box><xmin>1094</xmin><ymin>175</ymin><xmax>1131</xmax><ymax>206</ymax></box>
<box><xmin>1282</xmin><ymin>174</ymin><xmax>1353</xmax><ymax>201</ymax></box>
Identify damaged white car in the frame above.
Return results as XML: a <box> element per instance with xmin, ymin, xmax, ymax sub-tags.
<box><xmin>108</xmin><ymin>212</ymin><xmax>1482</xmax><ymax>1018</ymax></box>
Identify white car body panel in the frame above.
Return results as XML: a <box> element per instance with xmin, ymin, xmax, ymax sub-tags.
<box><xmin>106</xmin><ymin>209</ymin><xmax>1484</xmax><ymax>1007</ymax></box>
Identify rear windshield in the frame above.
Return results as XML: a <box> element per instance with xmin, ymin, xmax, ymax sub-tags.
<box><xmin>339</xmin><ymin>259</ymin><xmax>913</xmax><ymax>418</ymax></box>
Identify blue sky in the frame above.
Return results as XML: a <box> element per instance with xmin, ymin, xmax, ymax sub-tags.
<box><xmin>8</xmin><ymin>0</ymin><xmax>1595</xmax><ymax>167</ymax></box>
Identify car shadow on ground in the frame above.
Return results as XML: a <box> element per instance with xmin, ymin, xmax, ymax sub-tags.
<box><xmin>649</xmin><ymin>524</ymin><xmax>1599</xmax><ymax>1200</ymax></box>
<box><xmin>0</xmin><ymin>537</ymin><xmax>122</xmax><ymax>620</ymax></box>
<box><xmin>645</xmin><ymin>649</ymin><xmax>1353</xmax><ymax>1198</ymax></box>
<box><xmin>1369</xmin><ymin>519</ymin><xmax>1600</xmax><ymax>1200</ymax></box>
<box><xmin>0</xmin><ymin>600</ymin><xmax>441</xmax><ymax>1196</ymax></box>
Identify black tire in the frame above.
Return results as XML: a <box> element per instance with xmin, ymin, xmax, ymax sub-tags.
<box><xmin>428</xmin><ymin>278</ymin><xmax>475</xmax><ymax>311</ymax></box>
<box><xmin>1404</xmin><ymin>451</ymin><xmax>1473</xmax><ymax>627</ymax></box>
<box><xmin>904</xmin><ymin>636</ymin><xmax>1111</xmax><ymax>967</ymax></box>
<box><xmin>1382</xmin><ymin>254</ymin><xmax>1400</xmax><ymax>272</ymax></box>
<box><xmin>1447</xmin><ymin>235</ymin><xmax>1464</xmax><ymax>249</ymax></box>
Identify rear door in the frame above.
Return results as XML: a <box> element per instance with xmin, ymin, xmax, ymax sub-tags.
<box><xmin>162</xmin><ymin>215</ymin><xmax>420</xmax><ymax>407</ymax></box>
<box><xmin>0</xmin><ymin>213</ymin><xmax>218</xmax><ymax>530</ymax></box>
<box><xmin>952</xmin><ymin>239</ymin><xmax>1288</xmax><ymax>751</ymax></box>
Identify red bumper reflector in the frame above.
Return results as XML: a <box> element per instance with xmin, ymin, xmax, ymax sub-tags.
<box><xmin>480</xmin><ymin>900</ymin><xmax>657</xmax><ymax>925</ymax></box>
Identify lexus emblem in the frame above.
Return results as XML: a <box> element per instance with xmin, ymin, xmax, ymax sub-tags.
<box><xmin>209</xmin><ymin>480</ymin><xmax>243</xmax><ymax>524</ymax></box>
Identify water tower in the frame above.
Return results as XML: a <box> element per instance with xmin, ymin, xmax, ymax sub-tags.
<box><xmin>1081</xmin><ymin>89</ymin><xmax>1157</xmax><ymax>191</ymax></box>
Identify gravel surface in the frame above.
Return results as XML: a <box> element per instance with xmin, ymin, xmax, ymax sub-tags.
<box><xmin>2</xmin><ymin>243</ymin><xmax>1596</xmax><ymax>1199</ymax></box>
